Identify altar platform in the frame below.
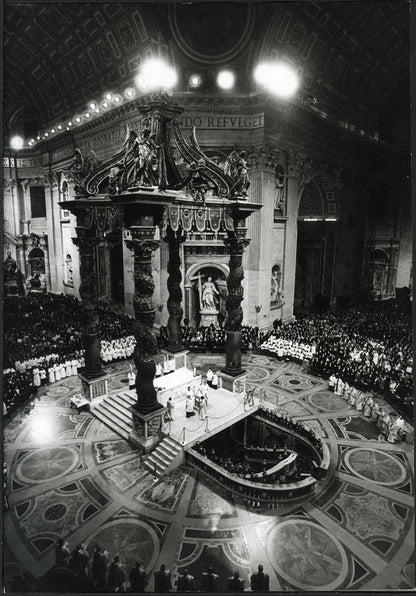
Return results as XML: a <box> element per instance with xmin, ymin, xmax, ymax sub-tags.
<box><xmin>122</xmin><ymin>384</ymin><xmax>260</xmax><ymax>448</ymax></box>
<box><xmin>153</xmin><ymin>367</ymin><xmax>201</xmax><ymax>407</ymax></box>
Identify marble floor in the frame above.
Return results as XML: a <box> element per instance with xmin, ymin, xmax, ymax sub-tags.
<box><xmin>3</xmin><ymin>354</ymin><xmax>414</xmax><ymax>592</ymax></box>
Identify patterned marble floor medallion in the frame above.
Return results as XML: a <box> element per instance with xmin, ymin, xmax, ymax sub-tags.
<box><xmin>325</xmin><ymin>488</ymin><xmax>406</xmax><ymax>544</ymax></box>
<box><xmin>267</xmin><ymin>519</ymin><xmax>348</xmax><ymax>590</ymax></box>
<box><xmin>43</xmin><ymin>385</ymin><xmax>71</xmax><ymax>397</ymax></box>
<box><xmin>15</xmin><ymin>446</ymin><xmax>80</xmax><ymax>484</ymax></box>
<box><xmin>187</xmin><ymin>477</ymin><xmax>236</xmax><ymax>519</ymax></box>
<box><xmin>335</xmin><ymin>415</ymin><xmax>381</xmax><ymax>441</ymax></box>
<box><xmin>85</xmin><ymin>519</ymin><xmax>159</xmax><ymax>573</ymax></box>
<box><xmin>101</xmin><ymin>459</ymin><xmax>148</xmax><ymax>492</ymax></box>
<box><xmin>135</xmin><ymin>468</ymin><xmax>189</xmax><ymax>512</ymax></box>
<box><xmin>244</xmin><ymin>365</ymin><xmax>270</xmax><ymax>382</ymax></box>
<box><xmin>344</xmin><ymin>448</ymin><xmax>407</xmax><ymax>486</ymax></box>
<box><xmin>62</xmin><ymin>376</ymin><xmax>82</xmax><ymax>388</ymax></box>
<box><xmin>272</xmin><ymin>372</ymin><xmax>320</xmax><ymax>394</ymax></box>
<box><xmin>308</xmin><ymin>390</ymin><xmax>350</xmax><ymax>412</ymax></box>
<box><xmin>13</xmin><ymin>479</ymin><xmax>109</xmax><ymax>556</ymax></box>
<box><xmin>251</xmin><ymin>355</ymin><xmax>271</xmax><ymax>366</ymax></box>
<box><xmin>92</xmin><ymin>439</ymin><xmax>138</xmax><ymax>464</ymax></box>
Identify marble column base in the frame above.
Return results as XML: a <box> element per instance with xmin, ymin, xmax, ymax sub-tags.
<box><xmin>129</xmin><ymin>406</ymin><xmax>166</xmax><ymax>453</ymax></box>
<box><xmin>161</xmin><ymin>349</ymin><xmax>189</xmax><ymax>370</ymax></box>
<box><xmin>79</xmin><ymin>372</ymin><xmax>109</xmax><ymax>406</ymax></box>
<box><xmin>218</xmin><ymin>370</ymin><xmax>248</xmax><ymax>394</ymax></box>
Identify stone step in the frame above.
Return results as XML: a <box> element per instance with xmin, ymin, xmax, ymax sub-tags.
<box><xmin>98</xmin><ymin>400</ymin><xmax>132</xmax><ymax>428</ymax></box>
<box><xmin>163</xmin><ymin>436</ymin><xmax>182</xmax><ymax>452</ymax></box>
<box><xmin>114</xmin><ymin>391</ymin><xmax>136</xmax><ymax>407</ymax></box>
<box><xmin>105</xmin><ymin>396</ymin><xmax>134</xmax><ymax>421</ymax></box>
<box><xmin>157</xmin><ymin>443</ymin><xmax>180</xmax><ymax>458</ymax></box>
<box><xmin>150</xmin><ymin>450</ymin><xmax>170</xmax><ymax>467</ymax></box>
<box><xmin>92</xmin><ymin>407</ymin><xmax>131</xmax><ymax>440</ymax></box>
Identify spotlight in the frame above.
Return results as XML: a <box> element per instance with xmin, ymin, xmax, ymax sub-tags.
<box><xmin>189</xmin><ymin>74</ymin><xmax>201</xmax><ymax>88</ymax></box>
<box><xmin>11</xmin><ymin>135</ymin><xmax>24</xmax><ymax>150</ymax></box>
<box><xmin>135</xmin><ymin>58</ymin><xmax>177</xmax><ymax>91</ymax></box>
<box><xmin>75</xmin><ymin>116</ymin><xmax>81</xmax><ymax>123</ymax></box>
<box><xmin>89</xmin><ymin>102</ymin><xmax>97</xmax><ymax>110</ymax></box>
<box><xmin>51</xmin><ymin>128</ymin><xmax>56</xmax><ymax>134</ymax></box>
<box><xmin>94</xmin><ymin>108</ymin><xmax>100</xmax><ymax>114</ymax></box>
<box><xmin>36</xmin><ymin>136</ymin><xmax>40</xmax><ymax>140</ymax></box>
<box><xmin>102</xmin><ymin>101</ymin><xmax>109</xmax><ymax>109</ymax></box>
<box><xmin>57</xmin><ymin>124</ymin><xmax>63</xmax><ymax>130</ymax></box>
<box><xmin>124</xmin><ymin>87</ymin><xmax>135</xmax><ymax>98</ymax></box>
<box><xmin>217</xmin><ymin>70</ymin><xmax>235</xmax><ymax>90</ymax></box>
<box><xmin>84</xmin><ymin>112</ymin><xmax>91</xmax><ymax>118</ymax></box>
<box><xmin>105</xmin><ymin>92</ymin><xmax>113</xmax><ymax>101</ymax></box>
<box><xmin>44</xmin><ymin>132</ymin><xmax>49</xmax><ymax>137</ymax></box>
<box><xmin>254</xmin><ymin>62</ymin><xmax>299</xmax><ymax>98</ymax></box>
<box><xmin>67</xmin><ymin>121</ymin><xmax>73</xmax><ymax>127</ymax></box>
<box><xmin>113</xmin><ymin>95</ymin><xmax>122</xmax><ymax>104</ymax></box>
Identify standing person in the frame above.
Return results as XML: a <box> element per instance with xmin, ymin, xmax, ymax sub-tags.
<box><xmin>55</xmin><ymin>538</ymin><xmax>71</xmax><ymax>567</ymax></box>
<box><xmin>211</xmin><ymin>371</ymin><xmax>218</xmax><ymax>390</ymax></box>
<box><xmin>206</xmin><ymin>368</ymin><xmax>213</xmax><ymax>388</ymax></box>
<box><xmin>250</xmin><ymin>564</ymin><xmax>269</xmax><ymax>591</ymax></box>
<box><xmin>186</xmin><ymin>390</ymin><xmax>195</xmax><ymax>418</ymax></box>
<box><xmin>201</xmin><ymin>567</ymin><xmax>219</xmax><ymax>592</ymax></box>
<box><xmin>176</xmin><ymin>569</ymin><xmax>195</xmax><ymax>592</ymax></box>
<box><xmin>130</xmin><ymin>562</ymin><xmax>147</xmax><ymax>592</ymax></box>
<box><xmin>33</xmin><ymin>367</ymin><xmax>41</xmax><ymax>388</ymax></box>
<box><xmin>154</xmin><ymin>564</ymin><xmax>172</xmax><ymax>592</ymax></box>
<box><xmin>227</xmin><ymin>571</ymin><xmax>245</xmax><ymax>592</ymax></box>
<box><xmin>92</xmin><ymin>546</ymin><xmax>108</xmax><ymax>587</ymax></box>
<box><xmin>128</xmin><ymin>366</ymin><xmax>136</xmax><ymax>390</ymax></box>
<box><xmin>108</xmin><ymin>555</ymin><xmax>125</xmax><ymax>591</ymax></box>
<box><xmin>167</xmin><ymin>397</ymin><xmax>175</xmax><ymax>420</ymax></box>
<box><xmin>199</xmin><ymin>394</ymin><xmax>207</xmax><ymax>420</ymax></box>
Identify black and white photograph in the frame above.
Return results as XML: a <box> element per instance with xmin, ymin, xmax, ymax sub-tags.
<box><xmin>2</xmin><ymin>1</ymin><xmax>413</xmax><ymax>593</ymax></box>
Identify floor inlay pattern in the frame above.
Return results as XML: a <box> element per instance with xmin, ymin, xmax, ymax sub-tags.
<box><xmin>3</xmin><ymin>357</ymin><xmax>414</xmax><ymax>590</ymax></box>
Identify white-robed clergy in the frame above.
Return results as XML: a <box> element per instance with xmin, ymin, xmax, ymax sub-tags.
<box><xmin>48</xmin><ymin>367</ymin><xmax>55</xmax><ymax>384</ymax></box>
<box><xmin>33</xmin><ymin>368</ymin><xmax>41</xmax><ymax>387</ymax></box>
<box><xmin>387</xmin><ymin>415</ymin><xmax>405</xmax><ymax>443</ymax></box>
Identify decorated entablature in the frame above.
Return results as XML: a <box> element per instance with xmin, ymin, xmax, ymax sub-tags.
<box><xmin>62</xmin><ymin>91</ymin><xmax>262</xmax><ymax>418</ymax></box>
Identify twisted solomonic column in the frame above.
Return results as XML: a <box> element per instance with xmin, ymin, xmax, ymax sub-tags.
<box><xmin>125</xmin><ymin>227</ymin><xmax>162</xmax><ymax>414</ymax></box>
<box><xmin>223</xmin><ymin>234</ymin><xmax>251</xmax><ymax>376</ymax></box>
<box><xmin>72</xmin><ymin>229</ymin><xmax>103</xmax><ymax>378</ymax></box>
<box><xmin>164</xmin><ymin>226</ymin><xmax>186</xmax><ymax>351</ymax></box>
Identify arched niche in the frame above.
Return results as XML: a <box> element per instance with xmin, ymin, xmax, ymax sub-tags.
<box><xmin>298</xmin><ymin>175</ymin><xmax>339</xmax><ymax>220</ymax></box>
<box><xmin>184</xmin><ymin>262</ymin><xmax>229</xmax><ymax>327</ymax></box>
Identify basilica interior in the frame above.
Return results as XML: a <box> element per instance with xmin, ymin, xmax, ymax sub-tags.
<box><xmin>2</xmin><ymin>1</ymin><xmax>413</xmax><ymax>593</ymax></box>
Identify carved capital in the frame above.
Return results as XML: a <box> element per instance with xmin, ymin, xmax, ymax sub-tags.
<box><xmin>223</xmin><ymin>236</ymin><xmax>250</xmax><ymax>255</ymax></box>
<box><xmin>125</xmin><ymin>238</ymin><xmax>160</xmax><ymax>260</ymax></box>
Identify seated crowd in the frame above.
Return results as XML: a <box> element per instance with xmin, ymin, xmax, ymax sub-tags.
<box><xmin>3</xmin><ymin>294</ymin><xmax>134</xmax><ymax>417</ymax></box>
<box><xmin>159</xmin><ymin>324</ymin><xmax>266</xmax><ymax>352</ymax></box>
<box><xmin>260</xmin><ymin>303</ymin><xmax>413</xmax><ymax>418</ymax></box>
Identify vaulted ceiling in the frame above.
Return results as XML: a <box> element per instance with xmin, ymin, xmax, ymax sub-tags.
<box><xmin>3</xmin><ymin>1</ymin><xmax>410</xmax><ymax>145</ymax></box>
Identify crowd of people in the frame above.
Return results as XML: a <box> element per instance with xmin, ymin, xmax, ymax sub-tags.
<box><xmin>3</xmin><ymin>294</ymin><xmax>134</xmax><ymax>417</ymax></box>
<box><xmin>260</xmin><ymin>303</ymin><xmax>413</xmax><ymax>417</ymax></box>
<box><xmin>159</xmin><ymin>324</ymin><xmax>265</xmax><ymax>352</ymax></box>
<box><xmin>47</xmin><ymin>538</ymin><xmax>271</xmax><ymax>593</ymax></box>
<box><xmin>328</xmin><ymin>374</ymin><xmax>406</xmax><ymax>442</ymax></box>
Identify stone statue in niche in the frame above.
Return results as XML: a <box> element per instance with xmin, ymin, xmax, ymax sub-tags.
<box><xmin>4</xmin><ymin>251</ymin><xmax>17</xmax><ymax>278</ymax></box>
<box><xmin>274</xmin><ymin>164</ymin><xmax>286</xmax><ymax>213</ymax></box>
<box><xmin>271</xmin><ymin>264</ymin><xmax>284</xmax><ymax>307</ymax></box>
<box><xmin>225</xmin><ymin>149</ymin><xmax>250</xmax><ymax>197</ymax></box>
<box><xmin>201</xmin><ymin>277</ymin><xmax>219</xmax><ymax>310</ymax></box>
